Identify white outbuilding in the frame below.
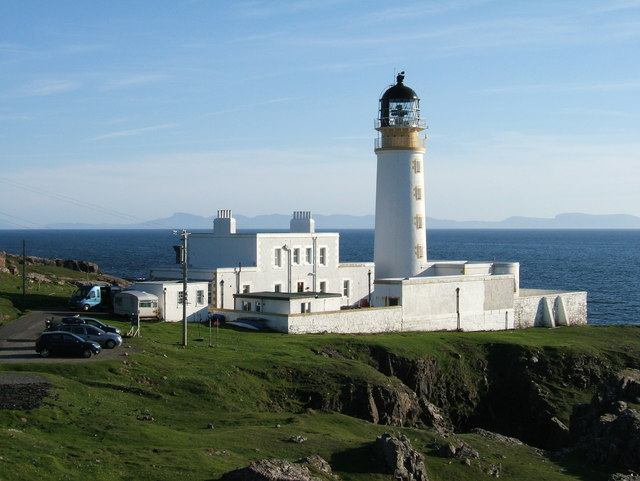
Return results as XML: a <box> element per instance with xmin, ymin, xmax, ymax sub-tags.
<box><xmin>123</xmin><ymin>281</ymin><xmax>210</xmax><ymax>322</ymax></box>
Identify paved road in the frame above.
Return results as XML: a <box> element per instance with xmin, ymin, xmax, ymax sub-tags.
<box><xmin>0</xmin><ymin>310</ymin><xmax>131</xmax><ymax>364</ymax></box>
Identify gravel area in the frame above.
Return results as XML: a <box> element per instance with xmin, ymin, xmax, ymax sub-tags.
<box><xmin>0</xmin><ymin>372</ymin><xmax>52</xmax><ymax>410</ymax></box>
<box><xmin>0</xmin><ymin>309</ymin><xmax>133</xmax><ymax>364</ymax></box>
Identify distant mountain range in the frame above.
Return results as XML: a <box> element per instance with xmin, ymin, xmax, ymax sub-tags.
<box><xmin>13</xmin><ymin>212</ymin><xmax>639</xmax><ymax>230</ymax></box>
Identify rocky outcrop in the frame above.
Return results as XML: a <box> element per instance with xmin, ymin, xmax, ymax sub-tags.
<box><xmin>221</xmin><ymin>456</ymin><xmax>336</xmax><ymax>481</ymax></box>
<box><xmin>374</xmin><ymin>433</ymin><xmax>429</xmax><ymax>481</ymax></box>
<box><xmin>306</xmin><ymin>379</ymin><xmax>422</xmax><ymax>428</ymax></box>
<box><xmin>1</xmin><ymin>251</ymin><xmax>101</xmax><ymax>274</ymax></box>
<box><xmin>570</xmin><ymin>370</ymin><xmax>640</xmax><ymax>471</ymax></box>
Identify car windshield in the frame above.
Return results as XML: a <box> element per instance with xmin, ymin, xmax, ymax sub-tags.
<box><xmin>72</xmin><ymin>286</ymin><xmax>92</xmax><ymax>297</ymax></box>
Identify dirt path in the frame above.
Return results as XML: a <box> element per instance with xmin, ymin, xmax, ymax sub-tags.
<box><xmin>0</xmin><ymin>309</ymin><xmax>132</xmax><ymax>364</ymax></box>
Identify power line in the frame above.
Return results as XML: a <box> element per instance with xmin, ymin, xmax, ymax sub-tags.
<box><xmin>0</xmin><ymin>176</ymin><xmax>172</xmax><ymax>229</ymax></box>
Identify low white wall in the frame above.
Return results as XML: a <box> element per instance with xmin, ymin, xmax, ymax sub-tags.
<box><xmin>514</xmin><ymin>290</ymin><xmax>587</xmax><ymax>328</ymax></box>
<box><xmin>213</xmin><ymin>307</ymin><xmax>403</xmax><ymax>334</ymax></box>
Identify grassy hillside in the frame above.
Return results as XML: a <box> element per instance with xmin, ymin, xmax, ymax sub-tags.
<box><xmin>2</xmin><ymin>319</ymin><xmax>638</xmax><ymax>481</ymax></box>
<box><xmin>0</xmin><ymin>263</ymin><xmax>108</xmax><ymax>325</ymax></box>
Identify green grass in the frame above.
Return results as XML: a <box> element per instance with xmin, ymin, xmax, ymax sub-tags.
<box><xmin>2</xmin><ymin>320</ymin><xmax>638</xmax><ymax>480</ymax></box>
<box><xmin>0</xmin><ymin>271</ymin><xmax>75</xmax><ymax>323</ymax></box>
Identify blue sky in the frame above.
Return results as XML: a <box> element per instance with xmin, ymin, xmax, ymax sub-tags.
<box><xmin>1</xmin><ymin>0</ymin><xmax>639</xmax><ymax>228</ymax></box>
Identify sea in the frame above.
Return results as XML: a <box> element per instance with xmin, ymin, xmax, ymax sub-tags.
<box><xmin>0</xmin><ymin>229</ymin><xmax>638</xmax><ymax>326</ymax></box>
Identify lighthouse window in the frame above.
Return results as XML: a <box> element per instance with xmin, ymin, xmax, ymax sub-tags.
<box><xmin>413</xmin><ymin>186</ymin><xmax>423</xmax><ymax>200</ymax></box>
<box><xmin>414</xmin><ymin>214</ymin><xmax>424</xmax><ymax>229</ymax></box>
<box><xmin>412</xmin><ymin>158</ymin><xmax>422</xmax><ymax>173</ymax></box>
<box><xmin>415</xmin><ymin>244</ymin><xmax>425</xmax><ymax>259</ymax></box>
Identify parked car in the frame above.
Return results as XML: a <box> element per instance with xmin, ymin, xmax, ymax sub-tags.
<box><xmin>60</xmin><ymin>316</ymin><xmax>122</xmax><ymax>335</ymax></box>
<box><xmin>55</xmin><ymin>324</ymin><xmax>123</xmax><ymax>349</ymax></box>
<box><xmin>35</xmin><ymin>331</ymin><xmax>101</xmax><ymax>358</ymax></box>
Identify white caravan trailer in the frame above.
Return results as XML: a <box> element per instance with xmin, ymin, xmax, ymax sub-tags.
<box><xmin>113</xmin><ymin>290</ymin><xmax>159</xmax><ymax>320</ymax></box>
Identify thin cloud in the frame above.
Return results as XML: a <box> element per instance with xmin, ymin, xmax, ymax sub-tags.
<box><xmin>88</xmin><ymin>123</ymin><xmax>179</xmax><ymax>141</ymax></box>
<box><xmin>12</xmin><ymin>79</ymin><xmax>81</xmax><ymax>97</ymax></box>
<box><xmin>483</xmin><ymin>81</ymin><xmax>640</xmax><ymax>94</ymax></box>
<box><xmin>102</xmin><ymin>74</ymin><xmax>170</xmax><ymax>90</ymax></box>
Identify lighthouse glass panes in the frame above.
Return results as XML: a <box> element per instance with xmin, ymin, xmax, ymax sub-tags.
<box><xmin>384</xmin><ymin>99</ymin><xmax>420</xmax><ymax>127</ymax></box>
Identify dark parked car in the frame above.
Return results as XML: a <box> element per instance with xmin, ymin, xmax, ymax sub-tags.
<box><xmin>35</xmin><ymin>331</ymin><xmax>101</xmax><ymax>358</ymax></box>
<box><xmin>61</xmin><ymin>316</ymin><xmax>122</xmax><ymax>335</ymax></box>
<box><xmin>55</xmin><ymin>324</ymin><xmax>122</xmax><ymax>349</ymax></box>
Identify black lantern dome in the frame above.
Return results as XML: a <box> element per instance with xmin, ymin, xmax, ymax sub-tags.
<box><xmin>378</xmin><ymin>72</ymin><xmax>422</xmax><ymax>128</ymax></box>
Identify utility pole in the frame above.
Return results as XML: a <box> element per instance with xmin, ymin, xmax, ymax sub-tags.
<box><xmin>22</xmin><ymin>240</ymin><xmax>26</xmax><ymax>306</ymax></box>
<box><xmin>173</xmin><ymin>230</ymin><xmax>191</xmax><ymax>347</ymax></box>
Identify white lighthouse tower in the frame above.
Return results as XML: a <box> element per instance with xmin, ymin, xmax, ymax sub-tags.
<box><xmin>374</xmin><ymin>72</ymin><xmax>428</xmax><ymax>279</ymax></box>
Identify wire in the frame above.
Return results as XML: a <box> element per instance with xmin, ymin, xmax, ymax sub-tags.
<box><xmin>0</xmin><ymin>176</ymin><xmax>173</xmax><ymax>229</ymax></box>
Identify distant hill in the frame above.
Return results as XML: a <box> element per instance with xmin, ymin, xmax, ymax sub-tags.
<box><xmin>5</xmin><ymin>212</ymin><xmax>639</xmax><ymax>230</ymax></box>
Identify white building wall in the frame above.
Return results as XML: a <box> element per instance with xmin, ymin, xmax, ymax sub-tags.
<box><xmin>189</xmin><ymin>233</ymin><xmax>257</xmax><ymax>269</ymax></box>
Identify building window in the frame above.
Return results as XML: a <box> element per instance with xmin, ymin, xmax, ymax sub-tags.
<box><xmin>319</xmin><ymin>281</ymin><xmax>326</xmax><ymax>293</ymax></box>
<box><xmin>301</xmin><ymin>302</ymin><xmax>311</xmax><ymax>313</ymax></box>
<box><xmin>293</xmin><ymin>248</ymin><xmax>300</xmax><ymax>264</ymax></box>
<box><xmin>305</xmin><ymin>247</ymin><xmax>312</xmax><ymax>264</ymax></box>
<box><xmin>297</xmin><ymin>282</ymin><xmax>304</xmax><ymax>292</ymax></box>
<box><xmin>274</xmin><ymin>284</ymin><xmax>281</xmax><ymax>293</ymax></box>
<box><xmin>274</xmin><ymin>248</ymin><xmax>282</xmax><ymax>267</ymax></box>
<box><xmin>242</xmin><ymin>300</ymin><xmax>251</xmax><ymax>311</ymax></box>
<box><xmin>177</xmin><ymin>291</ymin><xmax>184</xmax><ymax>305</ymax></box>
<box><xmin>196</xmin><ymin>290</ymin><xmax>205</xmax><ymax>305</ymax></box>
<box><xmin>319</xmin><ymin>247</ymin><xmax>327</xmax><ymax>265</ymax></box>
<box><xmin>414</xmin><ymin>214</ymin><xmax>424</xmax><ymax>229</ymax></box>
<box><xmin>413</xmin><ymin>186</ymin><xmax>423</xmax><ymax>200</ymax></box>
<box><xmin>415</xmin><ymin>243</ymin><xmax>425</xmax><ymax>259</ymax></box>
<box><xmin>412</xmin><ymin>158</ymin><xmax>422</xmax><ymax>173</ymax></box>
<box><xmin>343</xmin><ymin>280</ymin><xmax>350</xmax><ymax>297</ymax></box>
<box><xmin>242</xmin><ymin>284</ymin><xmax>250</xmax><ymax>294</ymax></box>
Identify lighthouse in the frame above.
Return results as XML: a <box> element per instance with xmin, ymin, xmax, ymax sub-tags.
<box><xmin>374</xmin><ymin>72</ymin><xmax>428</xmax><ymax>279</ymax></box>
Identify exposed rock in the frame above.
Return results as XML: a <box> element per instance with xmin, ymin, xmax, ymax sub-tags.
<box><xmin>420</xmin><ymin>400</ymin><xmax>454</xmax><ymax>435</ymax></box>
<box><xmin>374</xmin><ymin>433</ymin><xmax>429</xmax><ymax>481</ymax></box>
<box><xmin>297</xmin><ymin>455</ymin><xmax>332</xmax><ymax>474</ymax></box>
<box><xmin>308</xmin><ymin>380</ymin><xmax>421</xmax><ymax>428</ymax></box>
<box><xmin>470</xmin><ymin>428</ymin><xmax>524</xmax><ymax>445</ymax></box>
<box><xmin>571</xmin><ymin>370</ymin><xmax>640</xmax><ymax>471</ymax></box>
<box><xmin>608</xmin><ymin>474</ymin><xmax>640</xmax><ymax>481</ymax></box>
<box><xmin>286</xmin><ymin>435</ymin><xmax>307</xmax><ymax>443</ymax></box>
<box><xmin>221</xmin><ymin>458</ymin><xmax>322</xmax><ymax>481</ymax></box>
<box><xmin>437</xmin><ymin>441</ymin><xmax>478</xmax><ymax>460</ymax></box>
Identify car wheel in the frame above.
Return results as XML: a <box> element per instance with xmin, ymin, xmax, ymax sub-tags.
<box><xmin>105</xmin><ymin>340</ymin><xmax>116</xmax><ymax>349</ymax></box>
<box><xmin>82</xmin><ymin>304</ymin><xmax>90</xmax><ymax>312</ymax></box>
<box><xmin>82</xmin><ymin>349</ymin><xmax>92</xmax><ymax>358</ymax></box>
<box><xmin>40</xmin><ymin>348</ymin><xmax>50</xmax><ymax>358</ymax></box>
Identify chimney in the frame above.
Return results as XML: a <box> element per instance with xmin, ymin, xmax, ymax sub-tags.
<box><xmin>214</xmin><ymin>209</ymin><xmax>236</xmax><ymax>235</ymax></box>
<box><xmin>290</xmin><ymin>211</ymin><xmax>315</xmax><ymax>233</ymax></box>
